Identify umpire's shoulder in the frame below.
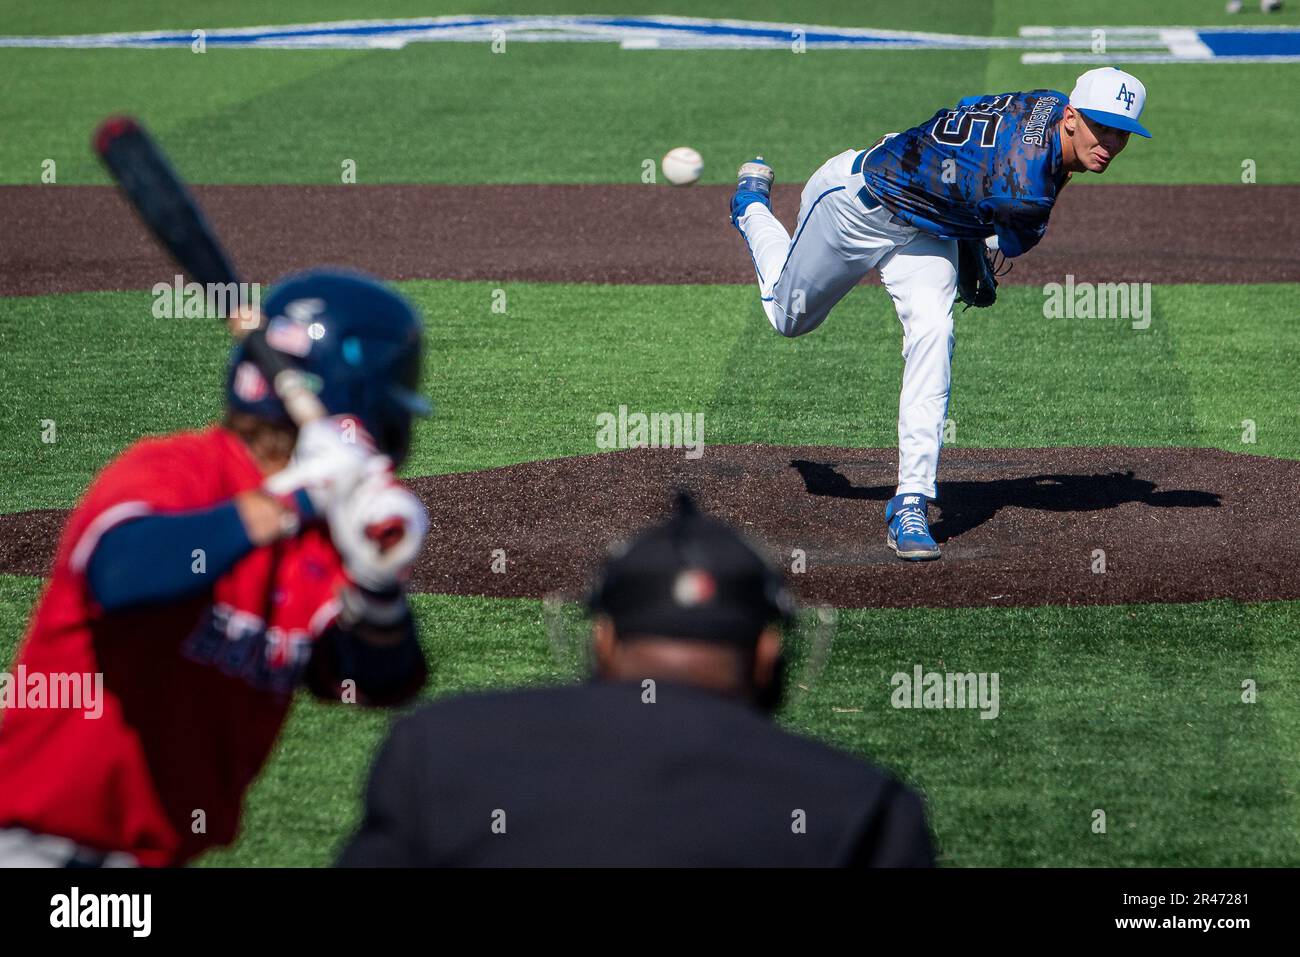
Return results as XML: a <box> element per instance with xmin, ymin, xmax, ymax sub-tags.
<box><xmin>763</xmin><ymin>720</ymin><xmax>934</xmax><ymax>862</ymax></box>
<box><xmin>385</xmin><ymin>683</ymin><xmax>586</xmax><ymax>745</ymax></box>
<box><xmin>389</xmin><ymin>682</ymin><xmax>923</xmax><ymax>803</ymax></box>
<box><xmin>766</xmin><ymin>715</ymin><xmax>915</xmax><ymax>797</ymax></box>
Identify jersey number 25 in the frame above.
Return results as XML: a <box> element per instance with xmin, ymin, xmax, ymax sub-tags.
<box><xmin>931</xmin><ymin>94</ymin><xmax>1014</xmax><ymax>148</ymax></box>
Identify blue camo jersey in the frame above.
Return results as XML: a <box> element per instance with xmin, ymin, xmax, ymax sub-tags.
<box><xmin>861</xmin><ymin>89</ymin><xmax>1070</xmax><ymax>257</ymax></box>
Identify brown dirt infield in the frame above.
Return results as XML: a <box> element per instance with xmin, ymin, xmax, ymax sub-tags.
<box><xmin>3</xmin><ymin>183</ymin><xmax>1298</xmax><ymax>296</ymax></box>
<box><xmin>3</xmin><ymin>445</ymin><xmax>1296</xmax><ymax>609</ymax></box>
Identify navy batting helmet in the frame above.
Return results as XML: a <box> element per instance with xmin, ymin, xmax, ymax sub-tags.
<box><xmin>226</xmin><ymin>269</ymin><xmax>431</xmax><ymax>464</ymax></box>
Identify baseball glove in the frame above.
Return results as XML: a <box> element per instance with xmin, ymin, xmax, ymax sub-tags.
<box><xmin>955</xmin><ymin>238</ymin><xmax>1008</xmax><ymax>310</ymax></box>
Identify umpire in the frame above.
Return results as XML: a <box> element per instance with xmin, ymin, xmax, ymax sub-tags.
<box><xmin>339</xmin><ymin>495</ymin><xmax>934</xmax><ymax>867</ymax></box>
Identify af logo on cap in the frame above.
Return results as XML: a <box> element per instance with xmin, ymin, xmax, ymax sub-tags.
<box><xmin>1069</xmin><ymin>67</ymin><xmax>1152</xmax><ymax>137</ymax></box>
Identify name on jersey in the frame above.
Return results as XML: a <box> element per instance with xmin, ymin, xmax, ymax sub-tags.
<box><xmin>1021</xmin><ymin>95</ymin><xmax>1060</xmax><ymax>147</ymax></box>
<box><xmin>181</xmin><ymin>602</ymin><xmax>315</xmax><ymax>695</ymax></box>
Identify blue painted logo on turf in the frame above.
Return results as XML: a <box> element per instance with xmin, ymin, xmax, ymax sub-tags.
<box><xmin>1</xmin><ymin>18</ymin><xmax>1299</xmax><ymax>62</ymax></box>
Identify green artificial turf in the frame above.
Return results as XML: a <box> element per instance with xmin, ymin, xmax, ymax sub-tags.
<box><xmin>796</xmin><ymin>599</ymin><xmax>1300</xmax><ymax>867</ymax></box>
<box><xmin>2</xmin><ymin>280</ymin><xmax>1296</xmax><ymax>511</ymax></box>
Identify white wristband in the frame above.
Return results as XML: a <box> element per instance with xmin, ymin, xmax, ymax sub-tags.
<box><xmin>339</xmin><ymin>584</ymin><xmax>408</xmax><ymax>628</ymax></box>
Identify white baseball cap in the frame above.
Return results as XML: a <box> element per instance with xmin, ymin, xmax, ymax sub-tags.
<box><xmin>1069</xmin><ymin>67</ymin><xmax>1151</xmax><ymax>138</ymax></box>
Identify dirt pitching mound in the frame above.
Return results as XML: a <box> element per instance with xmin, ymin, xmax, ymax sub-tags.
<box><xmin>2</xmin><ymin>446</ymin><xmax>1293</xmax><ymax>609</ymax></box>
<box><xmin>406</xmin><ymin>445</ymin><xmax>1294</xmax><ymax>608</ymax></box>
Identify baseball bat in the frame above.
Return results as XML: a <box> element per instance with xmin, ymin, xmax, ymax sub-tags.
<box><xmin>93</xmin><ymin>115</ymin><xmax>325</xmax><ymax>425</ymax></box>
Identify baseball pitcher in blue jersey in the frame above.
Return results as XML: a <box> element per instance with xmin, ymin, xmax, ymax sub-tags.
<box><xmin>730</xmin><ymin>68</ymin><xmax>1151</xmax><ymax>561</ymax></box>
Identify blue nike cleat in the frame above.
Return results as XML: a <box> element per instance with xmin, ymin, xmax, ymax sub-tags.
<box><xmin>731</xmin><ymin>157</ymin><xmax>774</xmax><ymax>227</ymax></box>
<box><xmin>885</xmin><ymin>493</ymin><xmax>942</xmax><ymax>561</ymax></box>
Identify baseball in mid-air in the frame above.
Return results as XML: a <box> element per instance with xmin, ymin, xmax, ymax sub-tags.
<box><xmin>661</xmin><ymin>146</ymin><xmax>703</xmax><ymax>186</ymax></box>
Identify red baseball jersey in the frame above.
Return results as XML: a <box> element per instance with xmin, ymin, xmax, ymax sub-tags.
<box><xmin>0</xmin><ymin>426</ymin><xmax>348</xmax><ymax>865</ymax></box>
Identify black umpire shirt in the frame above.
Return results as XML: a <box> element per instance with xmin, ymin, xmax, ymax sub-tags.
<box><xmin>338</xmin><ymin>679</ymin><xmax>935</xmax><ymax>867</ymax></box>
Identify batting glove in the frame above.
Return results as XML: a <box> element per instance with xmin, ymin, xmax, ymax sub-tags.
<box><xmin>265</xmin><ymin>415</ymin><xmax>380</xmax><ymax>518</ymax></box>
<box><xmin>327</xmin><ymin>464</ymin><xmax>429</xmax><ymax>597</ymax></box>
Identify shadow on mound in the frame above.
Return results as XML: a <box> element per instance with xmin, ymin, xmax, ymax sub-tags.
<box><xmin>792</xmin><ymin>459</ymin><xmax>1221</xmax><ymax>542</ymax></box>
<box><xmin>399</xmin><ymin>444</ymin><xmax>1297</xmax><ymax>609</ymax></box>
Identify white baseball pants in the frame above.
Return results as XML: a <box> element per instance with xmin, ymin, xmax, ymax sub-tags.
<box><xmin>0</xmin><ymin>827</ymin><xmax>138</xmax><ymax>867</ymax></box>
<box><xmin>736</xmin><ymin>147</ymin><xmax>958</xmax><ymax>500</ymax></box>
